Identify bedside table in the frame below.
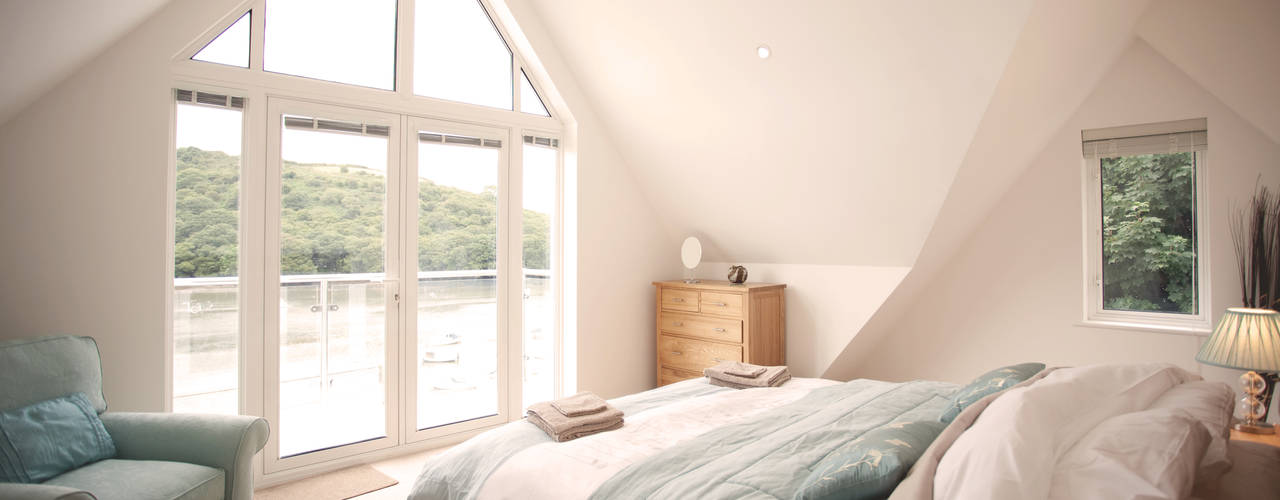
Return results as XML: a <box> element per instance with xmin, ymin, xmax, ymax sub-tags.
<box><xmin>1230</xmin><ymin>428</ymin><xmax>1280</xmax><ymax>448</ymax></box>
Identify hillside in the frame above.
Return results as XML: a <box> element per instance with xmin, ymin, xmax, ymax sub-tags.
<box><xmin>175</xmin><ymin>146</ymin><xmax>550</xmax><ymax>278</ymax></box>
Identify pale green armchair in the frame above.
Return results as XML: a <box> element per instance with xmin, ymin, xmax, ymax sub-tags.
<box><xmin>0</xmin><ymin>336</ymin><xmax>268</xmax><ymax>500</ymax></box>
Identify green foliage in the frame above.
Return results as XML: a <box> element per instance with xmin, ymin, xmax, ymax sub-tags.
<box><xmin>1100</xmin><ymin>152</ymin><xmax>1197</xmax><ymax>313</ymax></box>
<box><xmin>174</xmin><ymin>147</ymin><xmax>551</xmax><ymax>278</ymax></box>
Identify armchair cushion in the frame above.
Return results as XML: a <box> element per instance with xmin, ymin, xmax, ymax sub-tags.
<box><xmin>0</xmin><ymin>393</ymin><xmax>116</xmax><ymax>482</ymax></box>
<box><xmin>0</xmin><ymin>336</ymin><xmax>107</xmax><ymax>414</ymax></box>
<box><xmin>0</xmin><ymin>482</ymin><xmax>95</xmax><ymax>500</ymax></box>
<box><xmin>43</xmin><ymin>459</ymin><xmax>224</xmax><ymax>500</ymax></box>
<box><xmin>100</xmin><ymin>412</ymin><xmax>268</xmax><ymax>500</ymax></box>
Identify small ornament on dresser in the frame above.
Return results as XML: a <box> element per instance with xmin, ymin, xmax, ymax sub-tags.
<box><xmin>727</xmin><ymin>265</ymin><xmax>748</xmax><ymax>284</ymax></box>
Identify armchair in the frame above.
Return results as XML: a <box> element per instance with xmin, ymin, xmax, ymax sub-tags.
<box><xmin>0</xmin><ymin>336</ymin><xmax>268</xmax><ymax>500</ymax></box>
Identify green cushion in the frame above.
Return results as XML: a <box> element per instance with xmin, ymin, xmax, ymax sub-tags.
<box><xmin>0</xmin><ymin>336</ymin><xmax>107</xmax><ymax>414</ymax></box>
<box><xmin>0</xmin><ymin>393</ymin><xmax>116</xmax><ymax>483</ymax></box>
<box><xmin>795</xmin><ymin>420</ymin><xmax>946</xmax><ymax>500</ymax></box>
<box><xmin>43</xmin><ymin>459</ymin><xmax>225</xmax><ymax>500</ymax></box>
<box><xmin>938</xmin><ymin>362</ymin><xmax>1045</xmax><ymax>423</ymax></box>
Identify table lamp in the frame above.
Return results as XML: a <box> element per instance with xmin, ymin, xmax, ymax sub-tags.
<box><xmin>1195</xmin><ymin>307</ymin><xmax>1280</xmax><ymax>434</ymax></box>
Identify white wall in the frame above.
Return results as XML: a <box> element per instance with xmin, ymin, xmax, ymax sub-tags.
<box><xmin>694</xmin><ymin>262</ymin><xmax>908</xmax><ymax>377</ymax></box>
<box><xmin>0</xmin><ymin>0</ymin><xmax>673</xmax><ymax>411</ymax></box>
<box><xmin>849</xmin><ymin>40</ymin><xmax>1280</xmax><ymax>408</ymax></box>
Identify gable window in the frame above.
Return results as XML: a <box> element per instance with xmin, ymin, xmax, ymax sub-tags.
<box><xmin>170</xmin><ymin>0</ymin><xmax>570</xmax><ymax>479</ymax></box>
<box><xmin>1082</xmin><ymin>118</ymin><xmax>1210</xmax><ymax>332</ymax></box>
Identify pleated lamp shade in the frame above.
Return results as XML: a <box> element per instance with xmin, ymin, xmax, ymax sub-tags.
<box><xmin>1196</xmin><ymin>308</ymin><xmax>1280</xmax><ymax>372</ymax></box>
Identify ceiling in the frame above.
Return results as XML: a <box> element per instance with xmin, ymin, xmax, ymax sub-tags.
<box><xmin>0</xmin><ymin>0</ymin><xmax>170</xmax><ymax>125</ymax></box>
<box><xmin>527</xmin><ymin>0</ymin><xmax>1034</xmax><ymax>266</ymax></box>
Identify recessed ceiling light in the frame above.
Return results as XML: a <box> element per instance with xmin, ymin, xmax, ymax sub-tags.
<box><xmin>757</xmin><ymin>45</ymin><xmax>771</xmax><ymax>59</ymax></box>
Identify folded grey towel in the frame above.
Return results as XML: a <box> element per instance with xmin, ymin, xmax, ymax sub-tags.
<box><xmin>527</xmin><ymin>414</ymin><xmax>624</xmax><ymax>442</ymax></box>
<box><xmin>526</xmin><ymin>401</ymin><xmax>624</xmax><ymax>442</ymax></box>
<box><xmin>704</xmin><ymin>363</ymin><xmax>790</xmax><ymax>388</ymax></box>
<box><xmin>721</xmin><ymin>361</ymin><xmax>767</xmax><ymax>378</ymax></box>
<box><xmin>708</xmin><ymin>371</ymin><xmax>791</xmax><ymax>390</ymax></box>
<box><xmin>550</xmin><ymin>392</ymin><xmax>608</xmax><ymax>417</ymax></box>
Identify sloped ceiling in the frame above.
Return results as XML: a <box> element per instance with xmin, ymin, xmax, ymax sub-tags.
<box><xmin>0</xmin><ymin>0</ymin><xmax>171</xmax><ymax>125</ymax></box>
<box><xmin>1135</xmin><ymin>0</ymin><xmax>1280</xmax><ymax>145</ymax></box>
<box><xmin>826</xmin><ymin>0</ymin><xmax>1279</xmax><ymax>380</ymax></box>
<box><xmin>527</xmin><ymin>0</ymin><xmax>1033</xmax><ymax>266</ymax></box>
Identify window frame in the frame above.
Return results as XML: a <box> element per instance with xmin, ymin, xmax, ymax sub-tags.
<box><xmin>1081</xmin><ymin>150</ymin><xmax>1212</xmax><ymax>334</ymax></box>
<box><xmin>166</xmin><ymin>0</ymin><xmax>571</xmax><ymax>486</ymax></box>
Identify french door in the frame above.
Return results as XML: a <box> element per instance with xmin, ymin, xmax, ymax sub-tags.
<box><xmin>264</xmin><ymin>99</ymin><xmax>403</xmax><ymax>471</ymax></box>
<box><xmin>261</xmin><ymin>99</ymin><xmax>549</xmax><ymax>472</ymax></box>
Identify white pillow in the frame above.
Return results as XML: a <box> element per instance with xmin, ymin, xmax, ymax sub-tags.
<box><xmin>1146</xmin><ymin>380</ymin><xmax>1234</xmax><ymax>483</ymax></box>
<box><xmin>1048</xmin><ymin>408</ymin><xmax>1211</xmax><ymax>500</ymax></box>
<box><xmin>933</xmin><ymin>364</ymin><xmax>1198</xmax><ymax>500</ymax></box>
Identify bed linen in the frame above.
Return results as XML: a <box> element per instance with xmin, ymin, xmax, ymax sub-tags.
<box><xmin>931</xmin><ymin>363</ymin><xmax>1221</xmax><ymax>500</ymax></box>
<box><xmin>410</xmin><ymin>377</ymin><xmax>956</xmax><ymax>500</ymax></box>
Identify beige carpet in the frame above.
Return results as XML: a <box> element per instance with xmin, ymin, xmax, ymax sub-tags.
<box><xmin>256</xmin><ymin>464</ymin><xmax>398</xmax><ymax>500</ymax></box>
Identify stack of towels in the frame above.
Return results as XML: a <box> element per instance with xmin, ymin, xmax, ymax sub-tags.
<box><xmin>704</xmin><ymin>361</ymin><xmax>791</xmax><ymax>389</ymax></box>
<box><xmin>526</xmin><ymin>392</ymin><xmax>624</xmax><ymax>442</ymax></box>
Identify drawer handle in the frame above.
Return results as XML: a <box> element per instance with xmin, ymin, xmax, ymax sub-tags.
<box><xmin>673</xmin><ymin>322</ymin><xmax>684</xmax><ymax>326</ymax></box>
<box><xmin>709</xmin><ymin>302</ymin><xmax>727</xmax><ymax>307</ymax></box>
<box><xmin>672</xmin><ymin>298</ymin><xmax>685</xmax><ymax>303</ymax></box>
<box><xmin>713</xmin><ymin>358</ymin><xmax>727</xmax><ymax>362</ymax></box>
<box><xmin>712</xmin><ymin>327</ymin><xmax>726</xmax><ymax>332</ymax></box>
<box><xmin>670</xmin><ymin>351</ymin><xmax>683</xmax><ymax>356</ymax></box>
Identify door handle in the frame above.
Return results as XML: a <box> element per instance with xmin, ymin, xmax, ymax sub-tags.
<box><xmin>329</xmin><ymin>304</ymin><xmax>339</xmax><ymax>311</ymax></box>
<box><xmin>310</xmin><ymin>305</ymin><xmax>322</xmax><ymax>313</ymax></box>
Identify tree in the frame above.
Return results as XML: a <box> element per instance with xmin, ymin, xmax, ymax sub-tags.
<box><xmin>174</xmin><ymin>147</ymin><xmax>552</xmax><ymax>278</ymax></box>
<box><xmin>1100</xmin><ymin>152</ymin><xmax>1196</xmax><ymax>313</ymax></box>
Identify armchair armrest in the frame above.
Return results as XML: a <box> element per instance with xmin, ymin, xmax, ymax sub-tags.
<box><xmin>0</xmin><ymin>483</ymin><xmax>95</xmax><ymax>500</ymax></box>
<box><xmin>99</xmin><ymin>412</ymin><xmax>268</xmax><ymax>500</ymax></box>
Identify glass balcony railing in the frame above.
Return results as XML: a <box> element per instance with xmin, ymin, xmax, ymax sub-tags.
<box><xmin>173</xmin><ymin>270</ymin><xmax>555</xmax><ymax>433</ymax></box>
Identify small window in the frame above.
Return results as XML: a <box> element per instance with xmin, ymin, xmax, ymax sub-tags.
<box><xmin>1082</xmin><ymin>119</ymin><xmax>1210</xmax><ymax>332</ymax></box>
<box><xmin>520</xmin><ymin>71</ymin><xmax>550</xmax><ymax>116</ymax></box>
<box><xmin>193</xmin><ymin>11</ymin><xmax>251</xmax><ymax>68</ymax></box>
<box><xmin>264</xmin><ymin>0</ymin><xmax>398</xmax><ymax>90</ymax></box>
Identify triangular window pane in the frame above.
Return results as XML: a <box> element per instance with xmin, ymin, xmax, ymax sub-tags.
<box><xmin>414</xmin><ymin>0</ymin><xmax>512</xmax><ymax>109</ymax></box>
<box><xmin>520</xmin><ymin>70</ymin><xmax>550</xmax><ymax>117</ymax></box>
<box><xmin>192</xmin><ymin>11</ymin><xmax>250</xmax><ymax>68</ymax></box>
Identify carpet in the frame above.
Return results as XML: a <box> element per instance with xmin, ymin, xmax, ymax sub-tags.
<box><xmin>256</xmin><ymin>464</ymin><xmax>398</xmax><ymax>500</ymax></box>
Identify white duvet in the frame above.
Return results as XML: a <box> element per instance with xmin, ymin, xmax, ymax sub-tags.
<box><xmin>476</xmin><ymin>378</ymin><xmax>837</xmax><ymax>500</ymax></box>
<box><xmin>933</xmin><ymin>364</ymin><xmax>1230</xmax><ymax>500</ymax></box>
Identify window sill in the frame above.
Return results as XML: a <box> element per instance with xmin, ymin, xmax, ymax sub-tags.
<box><xmin>1075</xmin><ymin>319</ymin><xmax>1211</xmax><ymax>337</ymax></box>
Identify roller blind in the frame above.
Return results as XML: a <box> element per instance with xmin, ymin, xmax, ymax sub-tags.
<box><xmin>522</xmin><ymin>135</ymin><xmax>559</xmax><ymax>149</ymax></box>
<box><xmin>1082</xmin><ymin>118</ymin><xmax>1207</xmax><ymax>159</ymax></box>
<box><xmin>418</xmin><ymin>131</ymin><xmax>502</xmax><ymax>149</ymax></box>
<box><xmin>174</xmin><ymin>88</ymin><xmax>244</xmax><ymax>109</ymax></box>
<box><xmin>283</xmin><ymin>115</ymin><xmax>389</xmax><ymax>137</ymax></box>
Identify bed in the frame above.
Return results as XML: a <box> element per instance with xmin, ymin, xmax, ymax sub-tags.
<box><xmin>409</xmin><ymin>363</ymin><xmax>1280</xmax><ymax>500</ymax></box>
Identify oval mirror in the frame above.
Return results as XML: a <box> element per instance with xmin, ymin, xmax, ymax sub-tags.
<box><xmin>681</xmin><ymin>237</ymin><xmax>702</xmax><ymax>270</ymax></box>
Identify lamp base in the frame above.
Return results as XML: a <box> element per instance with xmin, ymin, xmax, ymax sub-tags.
<box><xmin>1234</xmin><ymin>421</ymin><xmax>1276</xmax><ymax>435</ymax></box>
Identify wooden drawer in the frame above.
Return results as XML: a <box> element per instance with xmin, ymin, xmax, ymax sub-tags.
<box><xmin>658</xmin><ymin>335</ymin><xmax>742</xmax><ymax>373</ymax></box>
<box><xmin>661</xmin><ymin>288</ymin><xmax>699</xmax><ymax>312</ymax></box>
<box><xmin>659</xmin><ymin>366</ymin><xmax>701</xmax><ymax>386</ymax></box>
<box><xmin>659</xmin><ymin>311</ymin><xmax>742</xmax><ymax>343</ymax></box>
<box><xmin>699</xmin><ymin>292</ymin><xmax>743</xmax><ymax>317</ymax></box>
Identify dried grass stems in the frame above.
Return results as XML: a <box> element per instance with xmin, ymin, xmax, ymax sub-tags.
<box><xmin>1230</xmin><ymin>183</ymin><xmax>1280</xmax><ymax>310</ymax></box>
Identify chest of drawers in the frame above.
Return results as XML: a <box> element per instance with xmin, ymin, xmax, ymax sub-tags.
<box><xmin>652</xmin><ymin>280</ymin><xmax>786</xmax><ymax>386</ymax></box>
